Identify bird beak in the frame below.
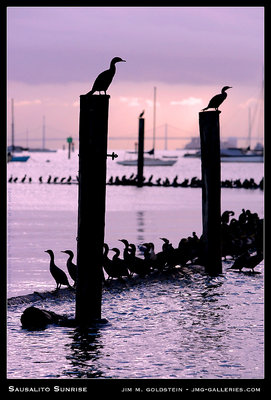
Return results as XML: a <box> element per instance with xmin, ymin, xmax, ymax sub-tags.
<box><xmin>122</xmin><ymin>60</ymin><xmax>126</xmax><ymax>62</ymax></box>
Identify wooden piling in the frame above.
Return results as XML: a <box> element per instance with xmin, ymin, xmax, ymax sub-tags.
<box><xmin>137</xmin><ymin>117</ymin><xmax>145</xmax><ymax>187</ymax></box>
<box><xmin>199</xmin><ymin>110</ymin><xmax>222</xmax><ymax>276</ymax></box>
<box><xmin>76</xmin><ymin>94</ymin><xmax>110</xmax><ymax>326</ymax></box>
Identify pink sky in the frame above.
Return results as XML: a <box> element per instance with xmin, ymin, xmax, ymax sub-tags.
<box><xmin>7</xmin><ymin>7</ymin><xmax>264</xmax><ymax>150</ymax></box>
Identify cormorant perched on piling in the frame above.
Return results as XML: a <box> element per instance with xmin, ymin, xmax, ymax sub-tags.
<box><xmin>139</xmin><ymin>110</ymin><xmax>145</xmax><ymax>118</ymax></box>
<box><xmin>44</xmin><ymin>249</ymin><xmax>71</xmax><ymax>289</ymax></box>
<box><xmin>61</xmin><ymin>250</ymin><xmax>77</xmax><ymax>286</ymax></box>
<box><xmin>86</xmin><ymin>57</ymin><xmax>126</xmax><ymax>95</ymax></box>
<box><xmin>202</xmin><ymin>86</ymin><xmax>232</xmax><ymax>111</ymax></box>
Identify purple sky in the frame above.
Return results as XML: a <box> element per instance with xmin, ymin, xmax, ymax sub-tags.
<box><xmin>7</xmin><ymin>7</ymin><xmax>264</xmax><ymax>150</ymax></box>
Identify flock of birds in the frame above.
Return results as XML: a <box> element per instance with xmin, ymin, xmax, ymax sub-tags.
<box><xmin>8</xmin><ymin>175</ymin><xmax>76</xmax><ymax>184</ymax></box>
<box><xmin>8</xmin><ymin>174</ymin><xmax>263</xmax><ymax>190</ymax></box>
<box><xmin>44</xmin><ymin>208</ymin><xmax>263</xmax><ymax>290</ymax></box>
<box><xmin>107</xmin><ymin>175</ymin><xmax>264</xmax><ymax>190</ymax></box>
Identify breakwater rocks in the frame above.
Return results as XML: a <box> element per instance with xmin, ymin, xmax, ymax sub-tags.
<box><xmin>8</xmin><ymin>174</ymin><xmax>264</xmax><ymax>190</ymax></box>
<box><xmin>7</xmin><ymin>264</ymin><xmax>205</xmax><ymax>308</ymax></box>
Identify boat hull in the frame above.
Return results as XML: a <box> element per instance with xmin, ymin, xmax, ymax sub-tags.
<box><xmin>117</xmin><ymin>158</ymin><xmax>177</xmax><ymax>166</ymax></box>
<box><xmin>221</xmin><ymin>156</ymin><xmax>263</xmax><ymax>163</ymax></box>
<box><xmin>9</xmin><ymin>156</ymin><xmax>30</xmax><ymax>162</ymax></box>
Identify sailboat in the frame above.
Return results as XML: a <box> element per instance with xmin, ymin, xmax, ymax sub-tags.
<box><xmin>220</xmin><ymin>107</ymin><xmax>263</xmax><ymax>163</ymax></box>
<box><xmin>117</xmin><ymin>88</ymin><xmax>177</xmax><ymax>167</ymax></box>
<box><xmin>8</xmin><ymin>99</ymin><xmax>30</xmax><ymax>162</ymax></box>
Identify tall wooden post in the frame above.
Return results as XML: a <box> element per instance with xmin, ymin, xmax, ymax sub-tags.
<box><xmin>137</xmin><ymin>116</ymin><xmax>145</xmax><ymax>187</ymax></box>
<box><xmin>11</xmin><ymin>98</ymin><xmax>15</xmax><ymax>152</ymax></box>
<box><xmin>199</xmin><ymin>110</ymin><xmax>222</xmax><ymax>276</ymax></box>
<box><xmin>76</xmin><ymin>94</ymin><xmax>109</xmax><ymax>326</ymax></box>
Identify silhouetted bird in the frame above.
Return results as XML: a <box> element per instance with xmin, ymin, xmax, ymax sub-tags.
<box><xmin>141</xmin><ymin>242</ymin><xmax>157</xmax><ymax>270</ymax></box>
<box><xmin>146</xmin><ymin>175</ymin><xmax>153</xmax><ymax>186</ymax></box>
<box><xmin>28</xmin><ymin>177</ymin><xmax>32</xmax><ymax>183</ymax></box>
<box><xmin>139</xmin><ymin>110</ymin><xmax>145</xmax><ymax>118</ymax></box>
<box><xmin>172</xmin><ymin>175</ymin><xmax>179</xmax><ymax>187</ymax></box>
<box><xmin>128</xmin><ymin>244</ymin><xmax>151</xmax><ymax>276</ymax></box>
<box><xmin>39</xmin><ymin>176</ymin><xmax>43</xmax><ymax>183</ymax></box>
<box><xmin>8</xmin><ymin>176</ymin><xmax>13</xmax><ymax>183</ymax></box>
<box><xmin>60</xmin><ymin>177</ymin><xmax>66</xmax><ymax>183</ymax></box>
<box><xmin>21</xmin><ymin>174</ymin><xmax>27</xmax><ymax>183</ymax></box>
<box><xmin>228</xmin><ymin>250</ymin><xmax>263</xmax><ymax>272</ymax></box>
<box><xmin>53</xmin><ymin>177</ymin><xmax>58</xmax><ymax>183</ymax></box>
<box><xmin>221</xmin><ymin>210</ymin><xmax>235</xmax><ymax>224</ymax></box>
<box><xmin>13</xmin><ymin>177</ymin><xmax>18</xmax><ymax>183</ymax></box>
<box><xmin>44</xmin><ymin>249</ymin><xmax>71</xmax><ymax>289</ymax></box>
<box><xmin>103</xmin><ymin>243</ymin><xmax>125</xmax><ymax>280</ymax></box>
<box><xmin>47</xmin><ymin>175</ymin><xmax>52</xmax><ymax>183</ymax></box>
<box><xmin>110</xmin><ymin>247</ymin><xmax>130</xmax><ymax>278</ymax></box>
<box><xmin>61</xmin><ymin>250</ymin><xmax>77</xmax><ymax>286</ymax></box>
<box><xmin>245</xmin><ymin>250</ymin><xmax>263</xmax><ymax>272</ymax></box>
<box><xmin>87</xmin><ymin>57</ymin><xmax>126</xmax><ymax>95</ymax></box>
<box><xmin>202</xmin><ymin>86</ymin><xmax>232</xmax><ymax>111</ymax></box>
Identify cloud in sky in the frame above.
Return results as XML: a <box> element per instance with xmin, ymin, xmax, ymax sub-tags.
<box><xmin>7</xmin><ymin>7</ymin><xmax>264</xmax><ymax>149</ymax></box>
<box><xmin>7</xmin><ymin>7</ymin><xmax>264</xmax><ymax>86</ymax></box>
<box><xmin>170</xmin><ymin>97</ymin><xmax>202</xmax><ymax>106</ymax></box>
<box><xmin>14</xmin><ymin>99</ymin><xmax>41</xmax><ymax>106</ymax></box>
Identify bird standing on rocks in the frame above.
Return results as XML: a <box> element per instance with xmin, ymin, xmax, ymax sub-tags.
<box><xmin>44</xmin><ymin>249</ymin><xmax>71</xmax><ymax>289</ymax></box>
<box><xmin>202</xmin><ymin>86</ymin><xmax>232</xmax><ymax>111</ymax></box>
<box><xmin>87</xmin><ymin>57</ymin><xmax>126</xmax><ymax>95</ymax></box>
<box><xmin>61</xmin><ymin>250</ymin><xmax>77</xmax><ymax>286</ymax></box>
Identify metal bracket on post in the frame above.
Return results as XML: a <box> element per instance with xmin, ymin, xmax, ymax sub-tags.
<box><xmin>107</xmin><ymin>152</ymin><xmax>118</xmax><ymax>160</ymax></box>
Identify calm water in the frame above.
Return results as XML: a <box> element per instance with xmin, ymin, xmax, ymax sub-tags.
<box><xmin>7</xmin><ymin>149</ymin><xmax>264</xmax><ymax>379</ymax></box>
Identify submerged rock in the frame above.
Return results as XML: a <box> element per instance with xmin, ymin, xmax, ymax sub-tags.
<box><xmin>20</xmin><ymin>306</ymin><xmax>70</xmax><ymax>329</ymax></box>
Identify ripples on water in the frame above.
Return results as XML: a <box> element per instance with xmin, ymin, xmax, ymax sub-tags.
<box><xmin>7</xmin><ymin>265</ymin><xmax>264</xmax><ymax>379</ymax></box>
<box><xmin>7</xmin><ymin>151</ymin><xmax>264</xmax><ymax>379</ymax></box>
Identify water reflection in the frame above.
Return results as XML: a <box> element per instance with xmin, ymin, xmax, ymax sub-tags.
<box><xmin>136</xmin><ymin>211</ymin><xmax>145</xmax><ymax>243</ymax></box>
<box><xmin>7</xmin><ymin>263</ymin><xmax>263</xmax><ymax>379</ymax></box>
<box><xmin>64</xmin><ymin>327</ymin><xmax>105</xmax><ymax>378</ymax></box>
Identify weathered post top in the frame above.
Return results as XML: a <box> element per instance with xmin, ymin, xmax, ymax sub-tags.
<box><xmin>137</xmin><ymin>116</ymin><xmax>145</xmax><ymax>187</ymax></box>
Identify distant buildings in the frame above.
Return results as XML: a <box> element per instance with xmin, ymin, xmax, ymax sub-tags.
<box><xmin>184</xmin><ymin>136</ymin><xmax>238</xmax><ymax>150</ymax></box>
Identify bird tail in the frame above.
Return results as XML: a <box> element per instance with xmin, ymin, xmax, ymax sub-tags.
<box><xmin>201</xmin><ymin>107</ymin><xmax>208</xmax><ymax>111</ymax></box>
<box><xmin>86</xmin><ymin>89</ymin><xmax>94</xmax><ymax>96</ymax></box>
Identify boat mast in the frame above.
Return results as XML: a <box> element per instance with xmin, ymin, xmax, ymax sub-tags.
<box><xmin>11</xmin><ymin>98</ymin><xmax>15</xmax><ymax>151</ymax></box>
<box><xmin>42</xmin><ymin>115</ymin><xmax>46</xmax><ymax>150</ymax></box>
<box><xmin>164</xmin><ymin>123</ymin><xmax>168</xmax><ymax>150</ymax></box>
<box><xmin>248</xmin><ymin>107</ymin><xmax>251</xmax><ymax>149</ymax></box>
<box><xmin>153</xmin><ymin>86</ymin><xmax>156</xmax><ymax>154</ymax></box>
